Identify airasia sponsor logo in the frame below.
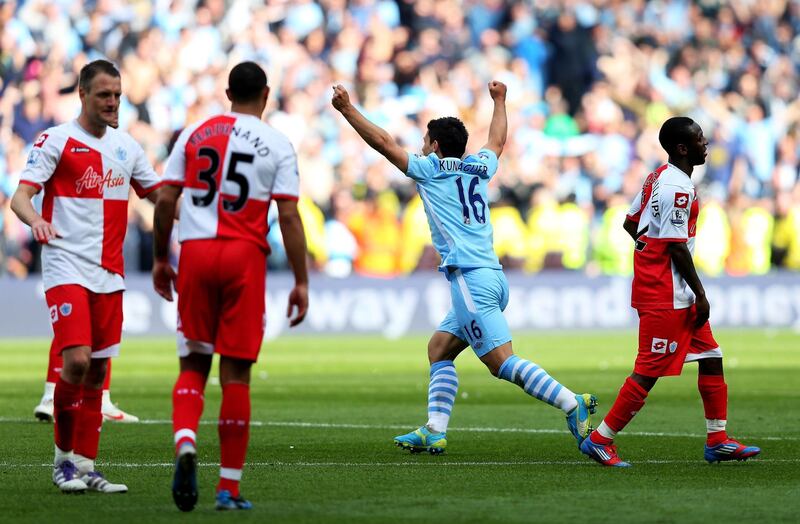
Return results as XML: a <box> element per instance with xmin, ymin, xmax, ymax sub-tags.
<box><xmin>75</xmin><ymin>166</ymin><xmax>124</xmax><ymax>193</ymax></box>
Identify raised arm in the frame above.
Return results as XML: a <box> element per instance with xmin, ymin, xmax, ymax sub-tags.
<box><xmin>481</xmin><ymin>81</ymin><xmax>507</xmax><ymax>158</ymax></box>
<box><xmin>331</xmin><ymin>85</ymin><xmax>408</xmax><ymax>173</ymax></box>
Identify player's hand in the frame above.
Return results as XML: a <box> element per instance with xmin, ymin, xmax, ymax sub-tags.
<box><xmin>694</xmin><ymin>294</ymin><xmax>710</xmax><ymax>328</ymax></box>
<box><xmin>286</xmin><ymin>283</ymin><xmax>309</xmax><ymax>327</ymax></box>
<box><xmin>152</xmin><ymin>259</ymin><xmax>177</xmax><ymax>302</ymax></box>
<box><xmin>488</xmin><ymin>81</ymin><xmax>507</xmax><ymax>101</ymax></box>
<box><xmin>30</xmin><ymin>218</ymin><xmax>59</xmax><ymax>244</ymax></box>
<box><xmin>331</xmin><ymin>85</ymin><xmax>352</xmax><ymax>113</ymax></box>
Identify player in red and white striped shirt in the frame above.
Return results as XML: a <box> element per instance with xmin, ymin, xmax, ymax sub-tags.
<box><xmin>11</xmin><ymin>60</ymin><xmax>163</xmax><ymax>492</ymax></box>
<box><xmin>580</xmin><ymin>117</ymin><xmax>761</xmax><ymax>467</ymax></box>
<box><xmin>152</xmin><ymin>61</ymin><xmax>309</xmax><ymax>512</ymax></box>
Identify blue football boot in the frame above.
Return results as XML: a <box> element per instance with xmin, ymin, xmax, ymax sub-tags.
<box><xmin>393</xmin><ymin>426</ymin><xmax>447</xmax><ymax>455</ymax></box>
<box><xmin>704</xmin><ymin>438</ymin><xmax>761</xmax><ymax>463</ymax></box>
<box><xmin>580</xmin><ymin>436</ymin><xmax>631</xmax><ymax>467</ymax></box>
<box><xmin>566</xmin><ymin>394</ymin><xmax>598</xmax><ymax>446</ymax></box>
<box><xmin>215</xmin><ymin>489</ymin><xmax>253</xmax><ymax>510</ymax></box>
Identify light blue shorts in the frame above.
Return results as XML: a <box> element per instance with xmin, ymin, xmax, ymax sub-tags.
<box><xmin>437</xmin><ymin>267</ymin><xmax>511</xmax><ymax>357</ymax></box>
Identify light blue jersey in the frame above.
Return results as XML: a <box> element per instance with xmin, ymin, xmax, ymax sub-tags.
<box><xmin>407</xmin><ymin>148</ymin><xmax>509</xmax><ymax>355</ymax></box>
<box><xmin>406</xmin><ymin>149</ymin><xmax>501</xmax><ymax>272</ymax></box>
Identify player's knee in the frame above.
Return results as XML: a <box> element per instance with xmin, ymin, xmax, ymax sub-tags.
<box><xmin>698</xmin><ymin>357</ymin><xmax>724</xmax><ymax>375</ymax></box>
<box><xmin>62</xmin><ymin>353</ymin><xmax>91</xmax><ymax>381</ymax></box>
<box><xmin>630</xmin><ymin>372</ymin><xmax>657</xmax><ymax>392</ymax></box>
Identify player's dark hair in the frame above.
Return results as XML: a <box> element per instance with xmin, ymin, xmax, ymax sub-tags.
<box><xmin>658</xmin><ymin>116</ymin><xmax>696</xmax><ymax>156</ymax></box>
<box><xmin>79</xmin><ymin>60</ymin><xmax>120</xmax><ymax>93</ymax></box>
<box><xmin>228</xmin><ymin>61</ymin><xmax>268</xmax><ymax>103</ymax></box>
<box><xmin>427</xmin><ymin>117</ymin><xmax>469</xmax><ymax>158</ymax></box>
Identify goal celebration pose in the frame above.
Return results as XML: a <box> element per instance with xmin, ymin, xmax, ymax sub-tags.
<box><xmin>332</xmin><ymin>80</ymin><xmax>596</xmax><ymax>454</ymax></box>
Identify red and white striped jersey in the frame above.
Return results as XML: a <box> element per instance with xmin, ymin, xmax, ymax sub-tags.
<box><xmin>627</xmin><ymin>163</ymin><xmax>699</xmax><ymax>310</ymax></box>
<box><xmin>163</xmin><ymin>112</ymin><xmax>299</xmax><ymax>252</ymax></box>
<box><xmin>20</xmin><ymin>121</ymin><xmax>162</xmax><ymax>292</ymax></box>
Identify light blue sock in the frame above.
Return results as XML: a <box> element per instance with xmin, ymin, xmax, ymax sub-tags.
<box><xmin>425</xmin><ymin>360</ymin><xmax>458</xmax><ymax>433</ymax></box>
<box><xmin>498</xmin><ymin>355</ymin><xmax>576</xmax><ymax>412</ymax></box>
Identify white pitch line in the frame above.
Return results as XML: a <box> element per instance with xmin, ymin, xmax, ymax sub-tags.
<box><xmin>2</xmin><ymin>459</ymin><xmax>796</xmax><ymax>468</ymax></box>
<box><xmin>1</xmin><ymin>417</ymin><xmax>797</xmax><ymax>442</ymax></box>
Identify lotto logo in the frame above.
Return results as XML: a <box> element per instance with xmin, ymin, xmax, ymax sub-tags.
<box><xmin>49</xmin><ymin>305</ymin><xmax>59</xmax><ymax>324</ymax></box>
<box><xmin>674</xmin><ymin>193</ymin><xmax>690</xmax><ymax>208</ymax></box>
<box><xmin>34</xmin><ymin>133</ymin><xmax>49</xmax><ymax>148</ymax></box>
<box><xmin>651</xmin><ymin>338</ymin><xmax>668</xmax><ymax>354</ymax></box>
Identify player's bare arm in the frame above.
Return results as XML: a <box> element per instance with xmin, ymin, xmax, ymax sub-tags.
<box><xmin>152</xmin><ymin>185</ymin><xmax>182</xmax><ymax>301</ymax></box>
<box><xmin>623</xmin><ymin>217</ymin><xmax>645</xmax><ymax>240</ymax></box>
<box><xmin>277</xmin><ymin>199</ymin><xmax>309</xmax><ymax>327</ymax></box>
<box><xmin>10</xmin><ymin>183</ymin><xmax>59</xmax><ymax>243</ymax></box>
<box><xmin>481</xmin><ymin>81</ymin><xmax>508</xmax><ymax>158</ymax></box>
<box><xmin>331</xmin><ymin>84</ymin><xmax>408</xmax><ymax>173</ymax></box>
<box><xmin>667</xmin><ymin>241</ymin><xmax>709</xmax><ymax>327</ymax></box>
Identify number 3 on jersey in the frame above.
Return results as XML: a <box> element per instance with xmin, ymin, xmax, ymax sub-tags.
<box><xmin>193</xmin><ymin>147</ymin><xmax>253</xmax><ymax>212</ymax></box>
<box><xmin>455</xmin><ymin>176</ymin><xmax>486</xmax><ymax>225</ymax></box>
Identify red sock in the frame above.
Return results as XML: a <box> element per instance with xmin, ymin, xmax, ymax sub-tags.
<box><xmin>172</xmin><ymin>370</ymin><xmax>207</xmax><ymax>454</ymax></box>
<box><xmin>698</xmin><ymin>374</ymin><xmax>728</xmax><ymax>446</ymax></box>
<box><xmin>103</xmin><ymin>359</ymin><xmax>112</xmax><ymax>391</ymax></box>
<box><xmin>46</xmin><ymin>351</ymin><xmax>62</xmax><ymax>384</ymax></box>
<box><xmin>54</xmin><ymin>378</ymin><xmax>82</xmax><ymax>452</ymax></box>
<box><xmin>217</xmin><ymin>383</ymin><xmax>250</xmax><ymax>497</ymax></box>
<box><xmin>591</xmin><ymin>377</ymin><xmax>649</xmax><ymax>445</ymax></box>
<box><xmin>74</xmin><ymin>386</ymin><xmax>103</xmax><ymax>460</ymax></box>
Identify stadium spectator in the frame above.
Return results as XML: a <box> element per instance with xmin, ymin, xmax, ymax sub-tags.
<box><xmin>2</xmin><ymin>1</ymin><xmax>800</xmax><ymax>277</ymax></box>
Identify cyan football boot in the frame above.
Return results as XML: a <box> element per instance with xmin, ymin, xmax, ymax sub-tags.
<box><xmin>566</xmin><ymin>393</ymin><xmax>598</xmax><ymax>446</ymax></box>
<box><xmin>393</xmin><ymin>426</ymin><xmax>447</xmax><ymax>455</ymax></box>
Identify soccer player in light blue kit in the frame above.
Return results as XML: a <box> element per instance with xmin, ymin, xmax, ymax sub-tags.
<box><xmin>332</xmin><ymin>80</ymin><xmax>596</xmax><ymax>454</ymax></box>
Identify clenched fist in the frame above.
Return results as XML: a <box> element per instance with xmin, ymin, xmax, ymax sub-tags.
<box><xmin>488</xmin><ymin>81</ymin><xmax>507</xmax><ymax>101</ymax></box>
<box><xmin>331</xmin><ymin>85</ymin><xmax>352</xmax><ymax>112</ymax></box>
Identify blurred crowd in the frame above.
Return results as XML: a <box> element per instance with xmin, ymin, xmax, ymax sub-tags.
<box><xmin>2</xmin><ymin>0</ymin><xmax>800</xmax><ymax>279</ymax></box>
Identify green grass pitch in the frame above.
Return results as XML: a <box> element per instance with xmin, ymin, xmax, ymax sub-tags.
<box><xmin>0</xmin><ymin>330</ymin><xmax>798</xmax><ymax>523</ymax></box>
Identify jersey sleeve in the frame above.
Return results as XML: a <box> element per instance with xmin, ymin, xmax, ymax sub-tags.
<box><xmin>130</xmin><ymin>141</ymin><xmax>162</xmax><ymax>198</ymax></box>
<box><xmin>271</xmin><ymin>142</ymin><xmax>299</xmax><ymax>200</ymax></box>
<box><xmin>406</xmin><ymin>152</ymin><xmax>436</xmax><ymax>182</ymax></box>
<box><xmin>162</xmin><ymin>127</ymin><xmax>192</xmax><ymax>188</ymax></box>
<box><xmin>626</xmin><ymin>190</ymin><xmax>643</xmax><ymax>222</ymax></box>
<box><xmin>475</xmin><ymin>148</ymin><xmax>499</xmax><ymax>179</ymax></box>
<box><xmin>19</xmin><ymin>131</ymin><xmax>61</xmax><ymax>192</ymax></box>
<box><xmin>654</xmin><ymin>184</ymin><xmax>692</xmax><ymax>242</ymax></box>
